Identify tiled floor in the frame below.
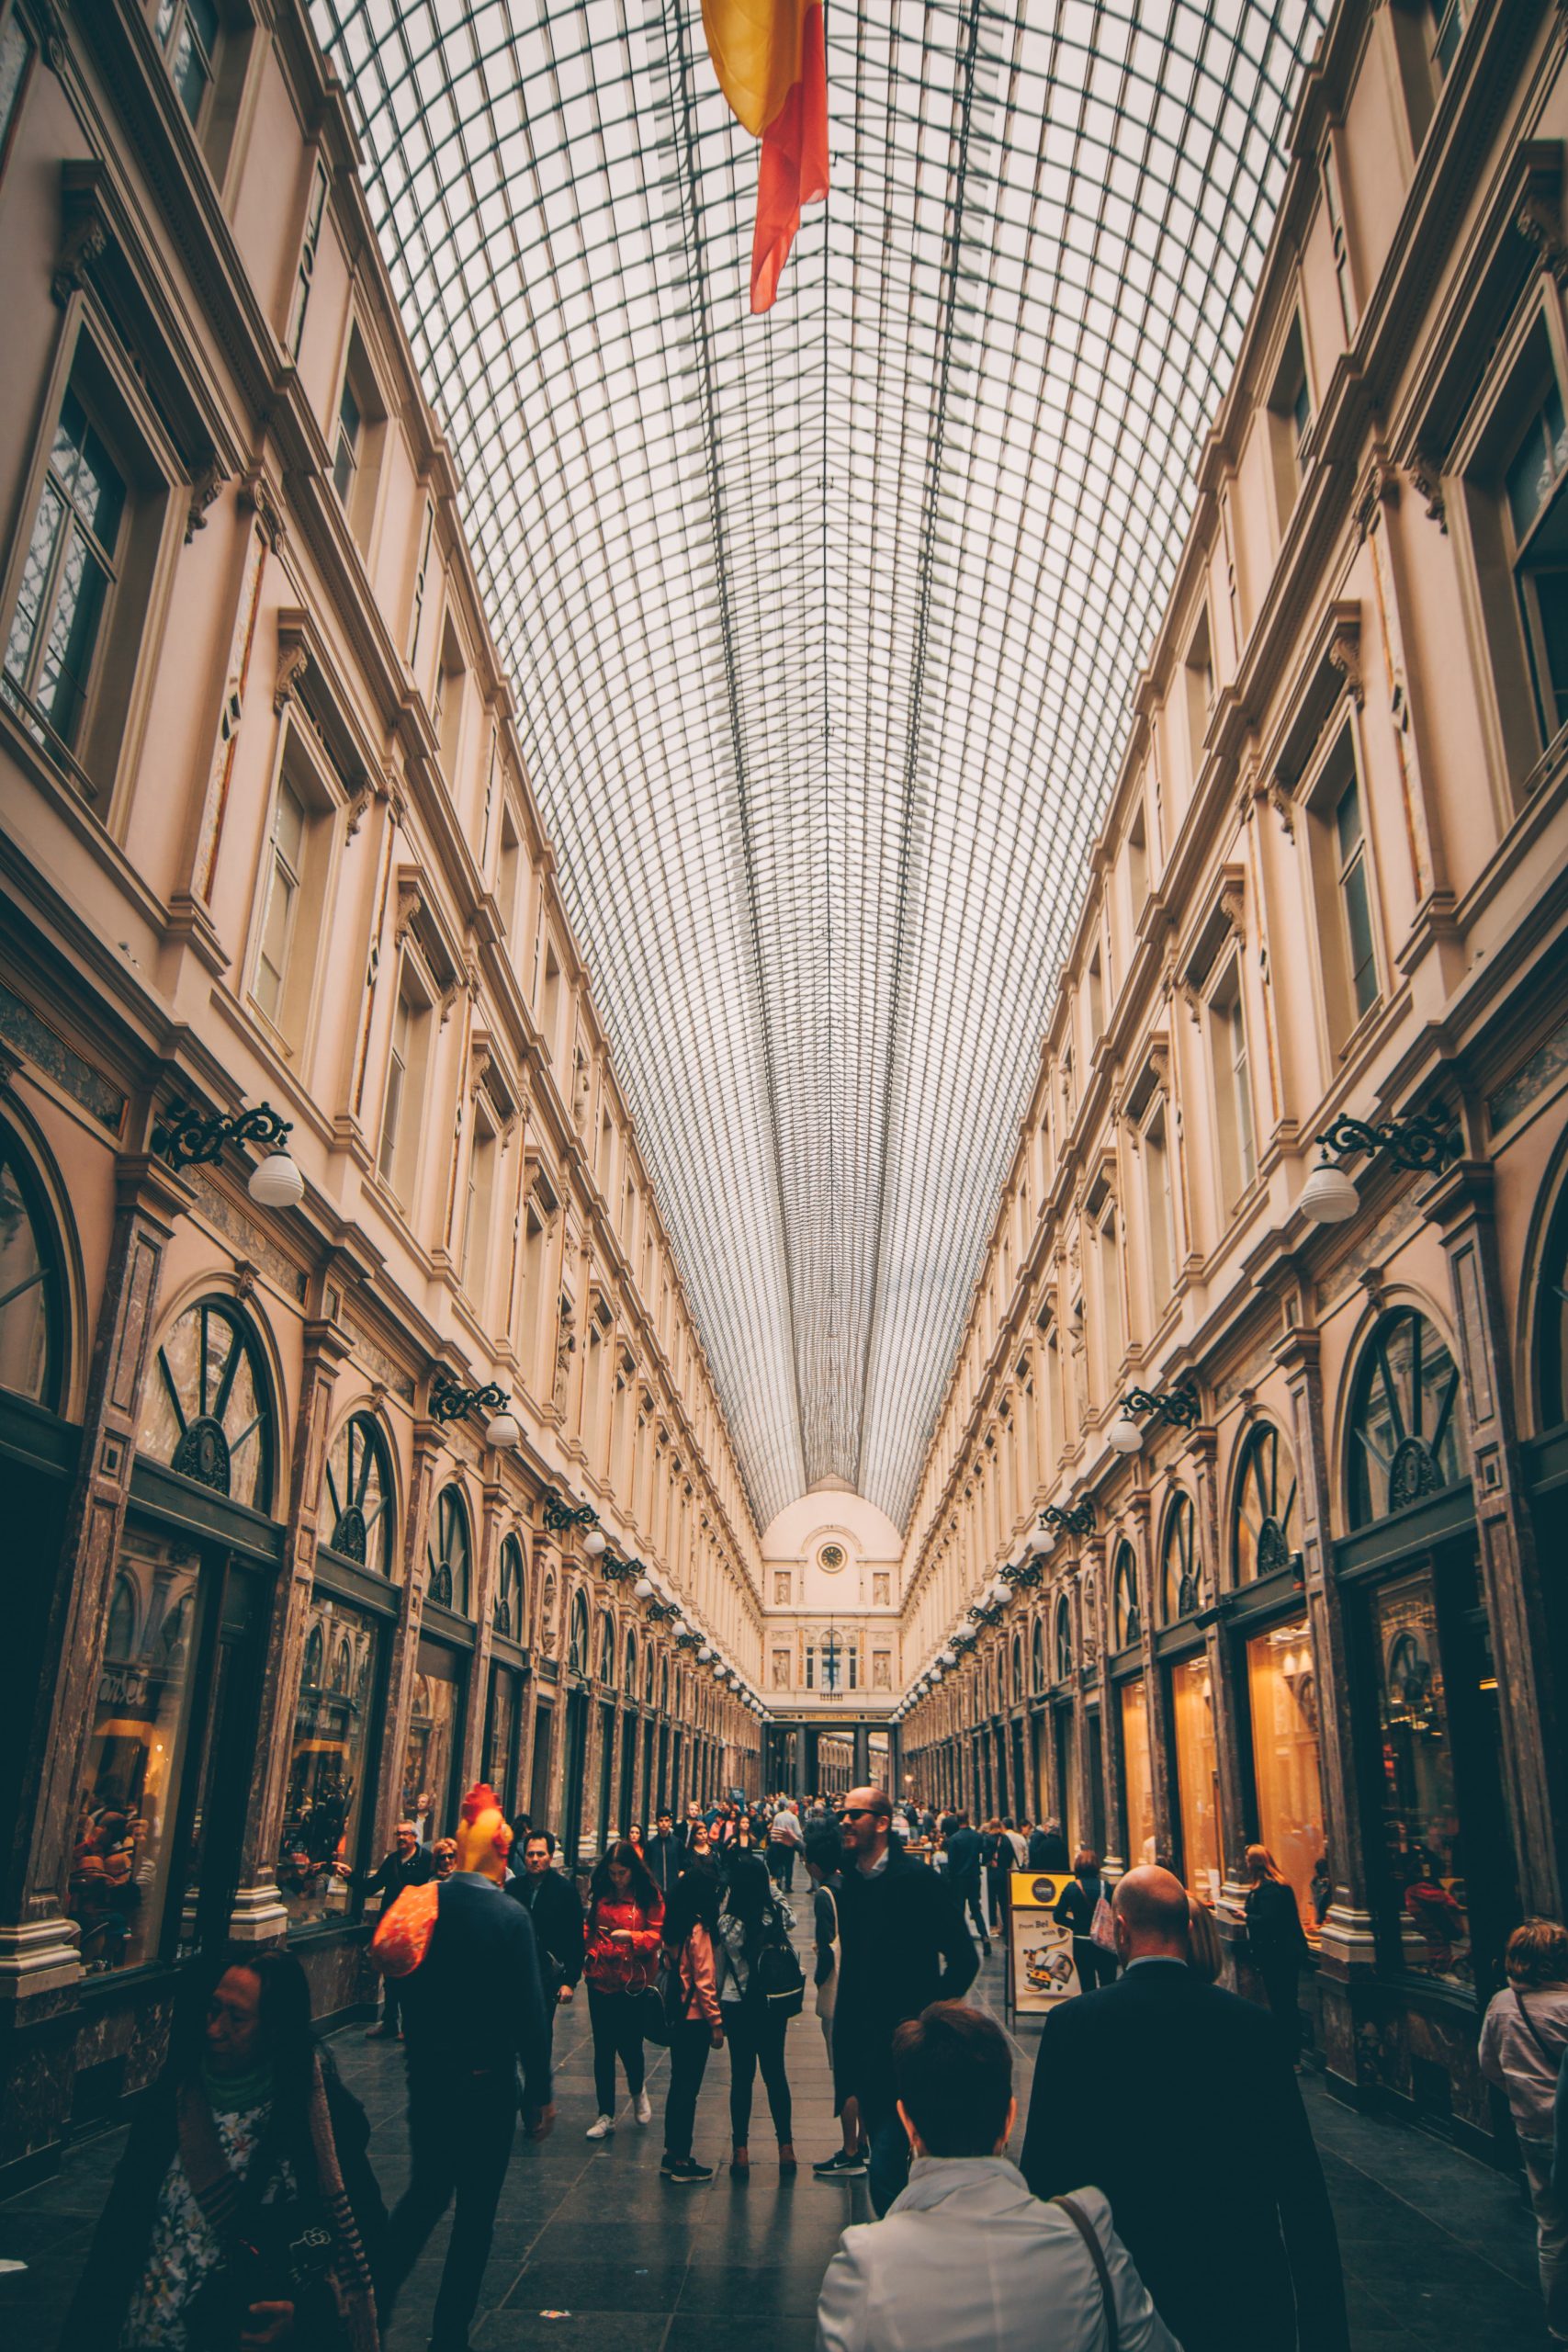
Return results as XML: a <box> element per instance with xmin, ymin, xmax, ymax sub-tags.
<box><xmin>0</xmin><ymin>1914</ymin><xmax>1550</xmax><ymax>2351</ymax></box>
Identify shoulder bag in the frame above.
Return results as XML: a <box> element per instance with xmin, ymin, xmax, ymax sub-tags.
<box><xmin>1052</xmin><ymin>2192</ymin><xmax>1119</xmax><ymax>2352</ymax></box>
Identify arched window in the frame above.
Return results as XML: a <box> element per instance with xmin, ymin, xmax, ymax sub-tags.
<box><xmin>599</xmin><ymin>1610</ymin><xmax>616</xmax><ymax>1684</ymax></box>
<box><xmin>0</xmin><ymin>1125</ymin><xmax>65</xmax><ymax>1409</ymax></box>
<box><xmin>1539</xmin><ymin>1184</ymin><xmax>1568</xmax><ymax>1433</ymax></box>
<box><xmin>1032</xmin><ymin>1616</ymin><xmax>1046</xmax><ymax>1692</ymax></box>
<box><xmin>1054</xmin><ymin>1596</ymin><xmax>1073</xmax><ymax>1682</ymax></box>
<box><xmin>1160</xmin><ymin>1492</ymin><xmax>1201</xmax><ymax>1620</ymax></box>
<box><xmin>322</xmin><ymin>1412</ymin><xmax>394</xmax><ymax>1571</ymax></box>
<box><xmin>1011</xmin><ymin>1634</ymin><xmax>1024</xmax><ymax>1702</ymax></box>
<box><xmin>1233</xmin><ymin>1424</ymin><xmax>1297</xmax><ymax>1584</ymax></box>
<box><xmin>303</xmin><ymin>1623</ymin><xmax>324</xmax><ymax>1687</ymax></box>
<box><xmin>332</xmin><ymin>1636</ymin><xmax>352</xmax><ymax>1692</ymax></box>
<box><xmin>569</xmin><ymin>1590</ymin><xmax>591</xmax><ymax>1675</ymax></box>
<box><xmin>644</xmin><ymin>1643</ymin><xmax>656</xmax><ymax>1703</ymax></box>
<box><xmin>1348</xmin><ymin>1306</ymin><xmax>1468</xmax><ymax>1529</ymax></box>
<box><xmin>493</xmin><ymin>1533</ymin><xmax>524</xmax><ymax>1637</ymax></box>
<box><xmin>660</xmin><ymin>1656</ymin><xmax>670</xmax><ymax>1713</ymax></box>
<box><xmin>139</xmin><ymin>1297</ymin><xmax>275</xmax><ymax>1510</ymax></box>
<box><xmin>625</xmin><ymin>1628</ymin><xmax>638</xmax><ymax>1693</ymax></box>
<box><xmin>426</xmin><ymin>1486</ymin><xmax>471</xmax><ymax>1611</ymax></box>
<box><xmin>1111</xmin><ymin>1541</ymin><xmax>1141</xmax><ymax>1647</ymax></box>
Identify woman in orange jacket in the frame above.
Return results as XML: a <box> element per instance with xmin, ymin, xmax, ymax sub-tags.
<box><xmin>660</xmin><ymin>1864</ymin><xmax>724</xmax><ymax>2182</ymax></box>
<box><xmin>582</xmin><ymin>1839</ymin><xmax>665</xmax><ymax>2138</ymax></box>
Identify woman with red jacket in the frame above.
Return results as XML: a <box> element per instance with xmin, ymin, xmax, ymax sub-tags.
<box><xmin>660</xmin><ymin>1863</ymin><xmax>724</xmax><ymax>2182</ymax></box>
<box><xmin>583</xmin><ymin>1839</ymin><xmax>665</xmax><ymax>2139</ymax></box>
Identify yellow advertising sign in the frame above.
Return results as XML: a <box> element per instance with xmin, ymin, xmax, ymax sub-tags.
<box><xmin>1007</xmin><ymin>1871</ymin><xmax>1081</xmax><ymax>2017</ymax></box>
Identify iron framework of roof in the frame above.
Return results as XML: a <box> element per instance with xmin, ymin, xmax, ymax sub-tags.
<box><xmin>310</xmin><ymin>0</ymin><xmax>1325</xmax><ymax>1531</ymax></box>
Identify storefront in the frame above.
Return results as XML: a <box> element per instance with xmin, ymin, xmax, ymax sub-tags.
<box><xmin>483</xmin><ymin>1533</ymin><xmax>528</xmax><ymax>1816</ymax></box>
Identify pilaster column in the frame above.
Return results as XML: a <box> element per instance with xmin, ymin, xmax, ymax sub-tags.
<box><xmin>0</xmin><ymin>1152</ymin><xmax>191</xmax><ymax>2000</ymax></box>
<box><xmin>462</xmin><ymin>1470</ymin><xmax>508</xmax><ymax>1792</ymax></box>
<box><xmin>1426</xmin><ymin>1159</ymin><xmax>1564</xmax><ymax>1912</ymax></box>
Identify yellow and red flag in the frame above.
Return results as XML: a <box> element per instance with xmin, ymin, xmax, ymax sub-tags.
<box><xmin>701</xmin><ymin>0</ymin><xmax>828</xmax><ymax>312</ymax></box>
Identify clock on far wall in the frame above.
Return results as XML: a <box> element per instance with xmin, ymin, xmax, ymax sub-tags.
<box><xmin>818</xmin><ymin>1543</ymin><xmax>846</xmax><ymax>1572</ymax></box>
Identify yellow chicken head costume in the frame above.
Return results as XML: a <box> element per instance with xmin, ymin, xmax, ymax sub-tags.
<box><xmin>454</xmin><ymin>1782</ymin><xmax>512</xmax><ymax>1883</ymax></box>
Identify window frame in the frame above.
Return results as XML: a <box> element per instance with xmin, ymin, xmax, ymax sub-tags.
<box><xmin>1205</xmin><ymin>954</ymin><xmax>1258</xmax><ymax>1217</ymax></box>
<box><xmin>245</xmin><ymin>714</ymin><xmax>344</xmax><ymax>1061</ymax></box>
<box><xmin>1299</xmin><ymin>718</ymin><xmax>1384</xmax><ymax>1058</ymax></box>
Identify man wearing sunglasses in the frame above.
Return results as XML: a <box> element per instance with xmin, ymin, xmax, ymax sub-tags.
<box><xmin>832</xmin><ymin>1786</ymin><xmax>977</xmax><ymax>2214</ymax></box>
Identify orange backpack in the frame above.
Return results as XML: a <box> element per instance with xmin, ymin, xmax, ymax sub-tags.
<box><xmin>371</xmin><ymin>1881</ymin><xmax>440</xmax><ymax>1977</ymax></box>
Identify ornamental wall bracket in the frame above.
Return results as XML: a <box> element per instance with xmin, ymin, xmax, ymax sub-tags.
<box><xmin>394</xmin><ymin>879</ymin><xmax>422</xmax><ymax>946</ymax></box>
<box><xmin>239</xmin><ymin>468</ymin><xmax>288</xmax><ymax>552</ymax></box>
<box><xmin>185</xmin><ymin>460</ymin><xmax>226</xmax><ymax>546</ymax></box>
<box><xmin>1352</xmin><ymin>456</ymin><xmax>1400</xmax><ymax>544</ymax></box>
<box><xmin>1219</xmin><ymin>877</ymin><xmax>1247</xmax><ymax>944</ymax></box>
<box><xmin>30</xmin><ymin>0</ymin><xmax>68</xmax><ymax>73</ymax></box>
<box><xmin>274</xmin><ymin>638</ymin><xmax>310</xmax><ymax>716</ymax></box>
<box><xmin>1518</xmin><ymin>189</ymin><xmax>1568</xmax><ymax>287</ymax></box>
<box><xmin>345</xmin><ymin>774</ymin><xmax>389</xmax><ymax>840</ymax></box>
<box><xmin>51</xmin><ymin>203</ymin><xmax>107</xmax><ymax>309</ymax></box>
<box><xmin>1327</xmin><ymin>615</ymin><xmax>1364</xmax><ymax>710</ymax></box>
<box><xmin>1408</xmin><ymin>457</ymin><xmax>1447</xmax><ymax>534</ymax></box>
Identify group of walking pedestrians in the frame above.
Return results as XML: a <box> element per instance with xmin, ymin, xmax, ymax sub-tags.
<box><xmin>45</xmin><ymin>1775</ymin><xmax>1568</xmax><ymax>2352</ymax></box>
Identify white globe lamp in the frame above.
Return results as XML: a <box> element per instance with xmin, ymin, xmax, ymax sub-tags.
<box><xmin>248</xmin><ymin>1151</ymin><xmax>305</xmax><ymax>1210</ymax></box>
<box><xmin>483</xmin><ymin>1407</ymin><xmax>521</xmax><ymax>1449</ymax></box>
<box><xmin>1108</xmin><ymin>1408</ymin><xmax>1144</xmax><ymax>1454</ymax></box>
<box><xmin>1300</xmin><ymin>1159</ymin><xmax>1359</xmax><ymax>1223</ymax></box>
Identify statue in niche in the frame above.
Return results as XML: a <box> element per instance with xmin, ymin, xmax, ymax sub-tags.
<box><xmin>873</xmin><ymin>1652</ymin><xmax>891</xmax><ymax>1690</ymax></box>
<box><xmin>873</xmin><ymin>1572</ymin><xmax>890</xmax><ymax>1607</ymax></box>
<box><xmin>773</xmin><ymin>1650</ymin><xmax>790</xmax><ymax>1690</ymax></box>
<box><xmin>774</xmin><ymin>1573</ymin><xmax>791</xmax><ymax>1606</ymax></box>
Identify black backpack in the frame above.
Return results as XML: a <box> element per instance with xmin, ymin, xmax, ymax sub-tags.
<box><xmin>750</xmin><ymin>1912</ymin><xmax>806</xmax><ymax>2018</ymax></box>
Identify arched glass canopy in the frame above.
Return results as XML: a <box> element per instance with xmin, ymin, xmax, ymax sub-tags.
<box><xmin>313</xmin><ymin>0</ymin><xmax>1325</xmax><ymax>1528</ymax></box>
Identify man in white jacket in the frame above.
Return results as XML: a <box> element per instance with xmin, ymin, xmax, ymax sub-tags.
<box><xmin>815</xmin><ymin>2001</ymin><xmax>1179</xmax><ymax>2352</ymax></box>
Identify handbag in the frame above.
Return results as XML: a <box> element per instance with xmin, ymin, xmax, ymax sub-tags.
<box><xmin>631</xmin><ymin>1975</ymin><xmax>673</xmax><ymax>2047</ymax></box>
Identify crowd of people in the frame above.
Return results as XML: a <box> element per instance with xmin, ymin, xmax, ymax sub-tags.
<box><xmin>49</xmin><ymin>1781</ymin><xmax>1568</xmax><ymax>2352</ymax></box>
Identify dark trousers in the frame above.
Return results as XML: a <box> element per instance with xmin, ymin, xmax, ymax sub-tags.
<box><xmin>379</xmin><ymin>1973</ymin><xmax>404</xmax><ymax>2032</ymax></box>
<box><xmin>587</xmin><ymin>1983</ymin><xmax>646</xmax><ymax>2114</ymax></box>
<box><xmin>384</xmin><ymin>2064</ymin><xmax>516</xmax><ymax>2348</ymax></box>
<box><xmin>722</xmin><ymin>1999</ymin><xmax>793</xmax><ymax>2145</ymax></box>
<box><xmin>953</xmin><ymin>1874</ymin><xmax>988</xmax><ymax>1943</ymax></box>
<box><xmin>662</xmin><ymin>2017</ymin><xmax>713</xmax><ymax>2160</ymax></box>
<box><xmin>860</xmin><ymin>2086</ymin><xmax>908</xmax><ymax>2217</ymax></box>
<box><xmin>1261</xmin><ymin>1962</ymin><xmax>1303</xmax><ymax>2051</ymax></box>
<box><xmin>770</xmin><ymin>1845</ymin><xmax>796</xmax><ymax>1891</ymax></box>
<box><xmin>1072</xmin><ymin>1936</ymin><xmax>1117</xmax><ymax>1991</ymax></box>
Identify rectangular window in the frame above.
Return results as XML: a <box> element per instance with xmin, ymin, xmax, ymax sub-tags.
<box><xmin>1334</xmin><ymin>771</ymin><xmax>1378</xmax><ymax>1019</ymax></box>
<box><xmin>288</xmin><ymin>160</ymin><xmax>328</xmax><ymax>361</ymax></box>
<box><xmin>462</xmin><ymin>1114</ymin><xmax>499</xmax><ymax>1298</ymax></box>
<box><xmin>1120</xmin><ymin>1677</ymin><xmax>1156</xmax><ymax>1870</ymax></box>
<box><xmin>1184</xmin><ymin>608</ymin><xmax>1214</xmax><ymax>776</ymax></box>
<box><xmin>155</xmin><ymin>0</ymin><xmax>220</xmax><ymax>128</ymax></box>
<box><xmin>1170</xmin><ymin>1655</ymin><xmax>1224</xmax><ymax>1905</ymax></box>
<box><xmin>1432</xmin><ymin>0</ymin><xmax>1467</xmax><ymax>76</ymax></box>
<box><xmin>1209</xmin><ymin>964</ymin><xmax>1257</xmax><ymax>1213</ymax></box>
<box><xmin>1097</xmin><ymin>1204</ymin><xmax>1123</xmax><ymax>1380</ymax></box>
<box><xmin>1143</xmin><ymin>1107</ymin><xmax>1175</xmax><ymax>1311</ymax></box>
<box><xmin>378</xmin><ymin>982</ymin><xmax>432</xmax><ymax>1204</ymax></box>
<box><xmin>400</xmin><ymin>1644</ymin><xmax>463</xmax><ymax>1834</ymax></box>
<box><xmin>1246</xmin><ymin>1617</ymin><xmax>1326</xmax><ymax>1944</ymax></box>
<box><xmin>408</xmin><ymin>498</ymin><xmax>434</xmax><ymax>662</ymax></box>
<box><xmin>1504</xmin><ymin>378</ymin><xmax>1568</xmax><ymax>742</ymax></box>
<box><xmin>0</xmin><ymin>7</ymin><xmax>35</xmax><ymax>183</ymax></box>
<box><xmin>4</xmin><ymin>386</ymin><xmax>126</xmax><ymax>754</ymax></box>
<box><xmin>254</xmin><ymin>777</ymin><xmax>305</xmax><ymax>1024</ymax></box>
<box><xmin>279</xmin><ymin>1591</ymin><xmax>380</xmax><ymax>1933</ymax></box>
<box><xmin>333</xmin><ymin>377</ymin><xmax>361</xmax><ymax>505</ymax></box>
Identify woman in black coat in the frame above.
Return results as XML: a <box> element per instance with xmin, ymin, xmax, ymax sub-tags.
<box><xmin>1244</xmin><ymin>1843</ymin><xmax>1312</xmax><ymax>2053</ymax></box>
<box><xmin>62</xmin><ymin>1947</ymin><xmax>385</xmax><ymax>2352</ymax></box>
<box><xmin>1054</xmin><ymin>1848</ymin><xmax>1117</xmax><ymax>1991</ymax></box>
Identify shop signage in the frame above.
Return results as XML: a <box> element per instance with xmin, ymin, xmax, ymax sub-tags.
<box><xmin>1006</xmin><ymin>1871</ymin><xmax>1080</xmax><ymax>2018</ymax></box>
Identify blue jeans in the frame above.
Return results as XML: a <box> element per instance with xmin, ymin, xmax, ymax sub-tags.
<box><xmin>861</xmin><ymin>2089</ymin><xmax>909</xmax><ymax>2216</ymax></box>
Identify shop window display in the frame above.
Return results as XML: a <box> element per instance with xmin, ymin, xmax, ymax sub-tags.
<box><xmin>1120</xmin><ymin>1676</ymin><xmax>1156</xmax><ymax>1869</ymax></box>
<box><xmin>1348</xmin><ymin>1308</ymin><xmax>1467</xmax><ymax>1529</ymax></box>
<box><xmin>1371</xmin><ymin>1570</ymin><xmax>1472</xmax><ymax>1985</ymax></box>
<box><xmin>400</xmin><ymin>1661</ymin><xmax>460</xmax><ymax>1838</ymax></box>
<box><xmin>71</xmin><ymin>1528</ymin><xmax>200</xmax><ymax>1972</ymax></box>
<box><xmin>483</xmin><ymin>1665</ymin><xmax>521</xmax><ymax>1807</ymax></box>
<box><xmin>1246</xmin><ymin>1614</ymin><xmax>1326</xmax><ymax>1939</ymax></box>
<box><xmin>279</xmin><ymin>1590</ymin><xmax>378</xmax><ymax>1930</ymax></box>
<box><xmin>138</xmin><ymin>1297</ymin><xmax>274</xmax><ymax>1510</ymax></box>
<box><xmin>1171</xmin><ymin>1655</ymin><xmax>1224</xmax><ymax>1904</ymax></box>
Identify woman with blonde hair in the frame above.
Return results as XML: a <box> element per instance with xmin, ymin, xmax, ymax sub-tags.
<box><xmin>1480</xmin><ymin>1917</ymin><xmax>1568</xmax><ymax>2341</ymax></box>
<box><xmin>1243</xmin><ymin>1843</ymin><xmax>1310</xmax><ymax>2054</ymax></box>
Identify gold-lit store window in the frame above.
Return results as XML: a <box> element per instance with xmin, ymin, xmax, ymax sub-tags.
<box><xmin>1246</xmin><ymin>1615</ymin><xmax>1326</xmax><ymax>1940</ymax></box>
<box><xmin>1170</xmin><ymin>1655</ymin><xmax>1224</xmax><ymax>1904</ymax></box>
<box><xmin>1120</xmin><ymin>1676</ymin><xmax>1156</xmax><ymax>1869</ymax></box>
<box><xmin>1371</xmin><ymin>1570</ymin><xmax>1471</xmax><ymax>1987</ymax></box>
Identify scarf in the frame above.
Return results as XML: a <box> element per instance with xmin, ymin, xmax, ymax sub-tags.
<box><xmin>177</xmin><ymin>2053</ymin><xmax>378</xmax><ymax>2352</ymax></box>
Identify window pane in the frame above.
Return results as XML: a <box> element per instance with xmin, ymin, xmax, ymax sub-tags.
<box><xmin>1342</xmin><ymin>855</ymin><xmax>1377</xmax><ymax>1016</ymax></box>
<box><xmin>280</xmin><ymin>1591</ymin><xmax>378</xmax><ymax>1931</ymax></box>
<box><xmin>1120</xmin><ymin>1676</ymin><xmax>1156</xmax><ymax>1869</ymax></box>
<box><xmin>0</xmin><ymin>15</ymin><xmax>34</xmax><ymax>161</ymax></box>
<box><xmin>1371</xmin><ymin>1571</ymin><xmax>1471</xmax><ymax>1986</ymax></box>
<box><xmin>36</xmin><ymin>525</ymin><xmax>110</xmax><ymax>745</ymax></box>
<box><xmin>4</xmin><ymin>478</ymin><xmax>66</xmax><ymax>695</ymax></box>
<box><xmin>1247</xmin><ymin>1616</ymin><xmax>1326</xmax><ymax>1942</ymax></box>
<box><xmin>1334</xmin><ymin>773</ymin><xmax>1361</xmax><ymax>864</ymax></box>
<box><xmin>1170</xmin><ymin>1655</ymin><xmax>1224</xmax><ymax>1905</ymax></box>
<box><xmin>71</xmin><ymin>1529</ymin><xmax>201</xmax><ymax>1973</ymax></box>
<box><xmin>401</xmin><ymin>1662</ymin><xmax>461</xmax><ymax>1837</ymax></box>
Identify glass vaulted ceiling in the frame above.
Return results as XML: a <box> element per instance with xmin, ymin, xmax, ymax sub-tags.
<box><xmin>311</xmin><ymin>0</ymin><xmax>1324</xmax><ymax>1532</ymax></box>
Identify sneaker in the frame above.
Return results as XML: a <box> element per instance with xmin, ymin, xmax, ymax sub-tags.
<box><xmin>661</xmin><ymin>2156</ymin><xmax>715</xmax><ymax>2183</ymax></box>
<box><xmin>813</xmin><ymin>2148</ymin><xmax>869</xmax><ymax>2177</ymax></box>
<box><xmin>585</xmin><ymin>2114</ymin><xmax>615</xmax><ymax>2140</ymax></box>
<box><xmin>635</xmin><ymin>2090</ymin><xmax>653</xmax><ymax>2126</ymax></box>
